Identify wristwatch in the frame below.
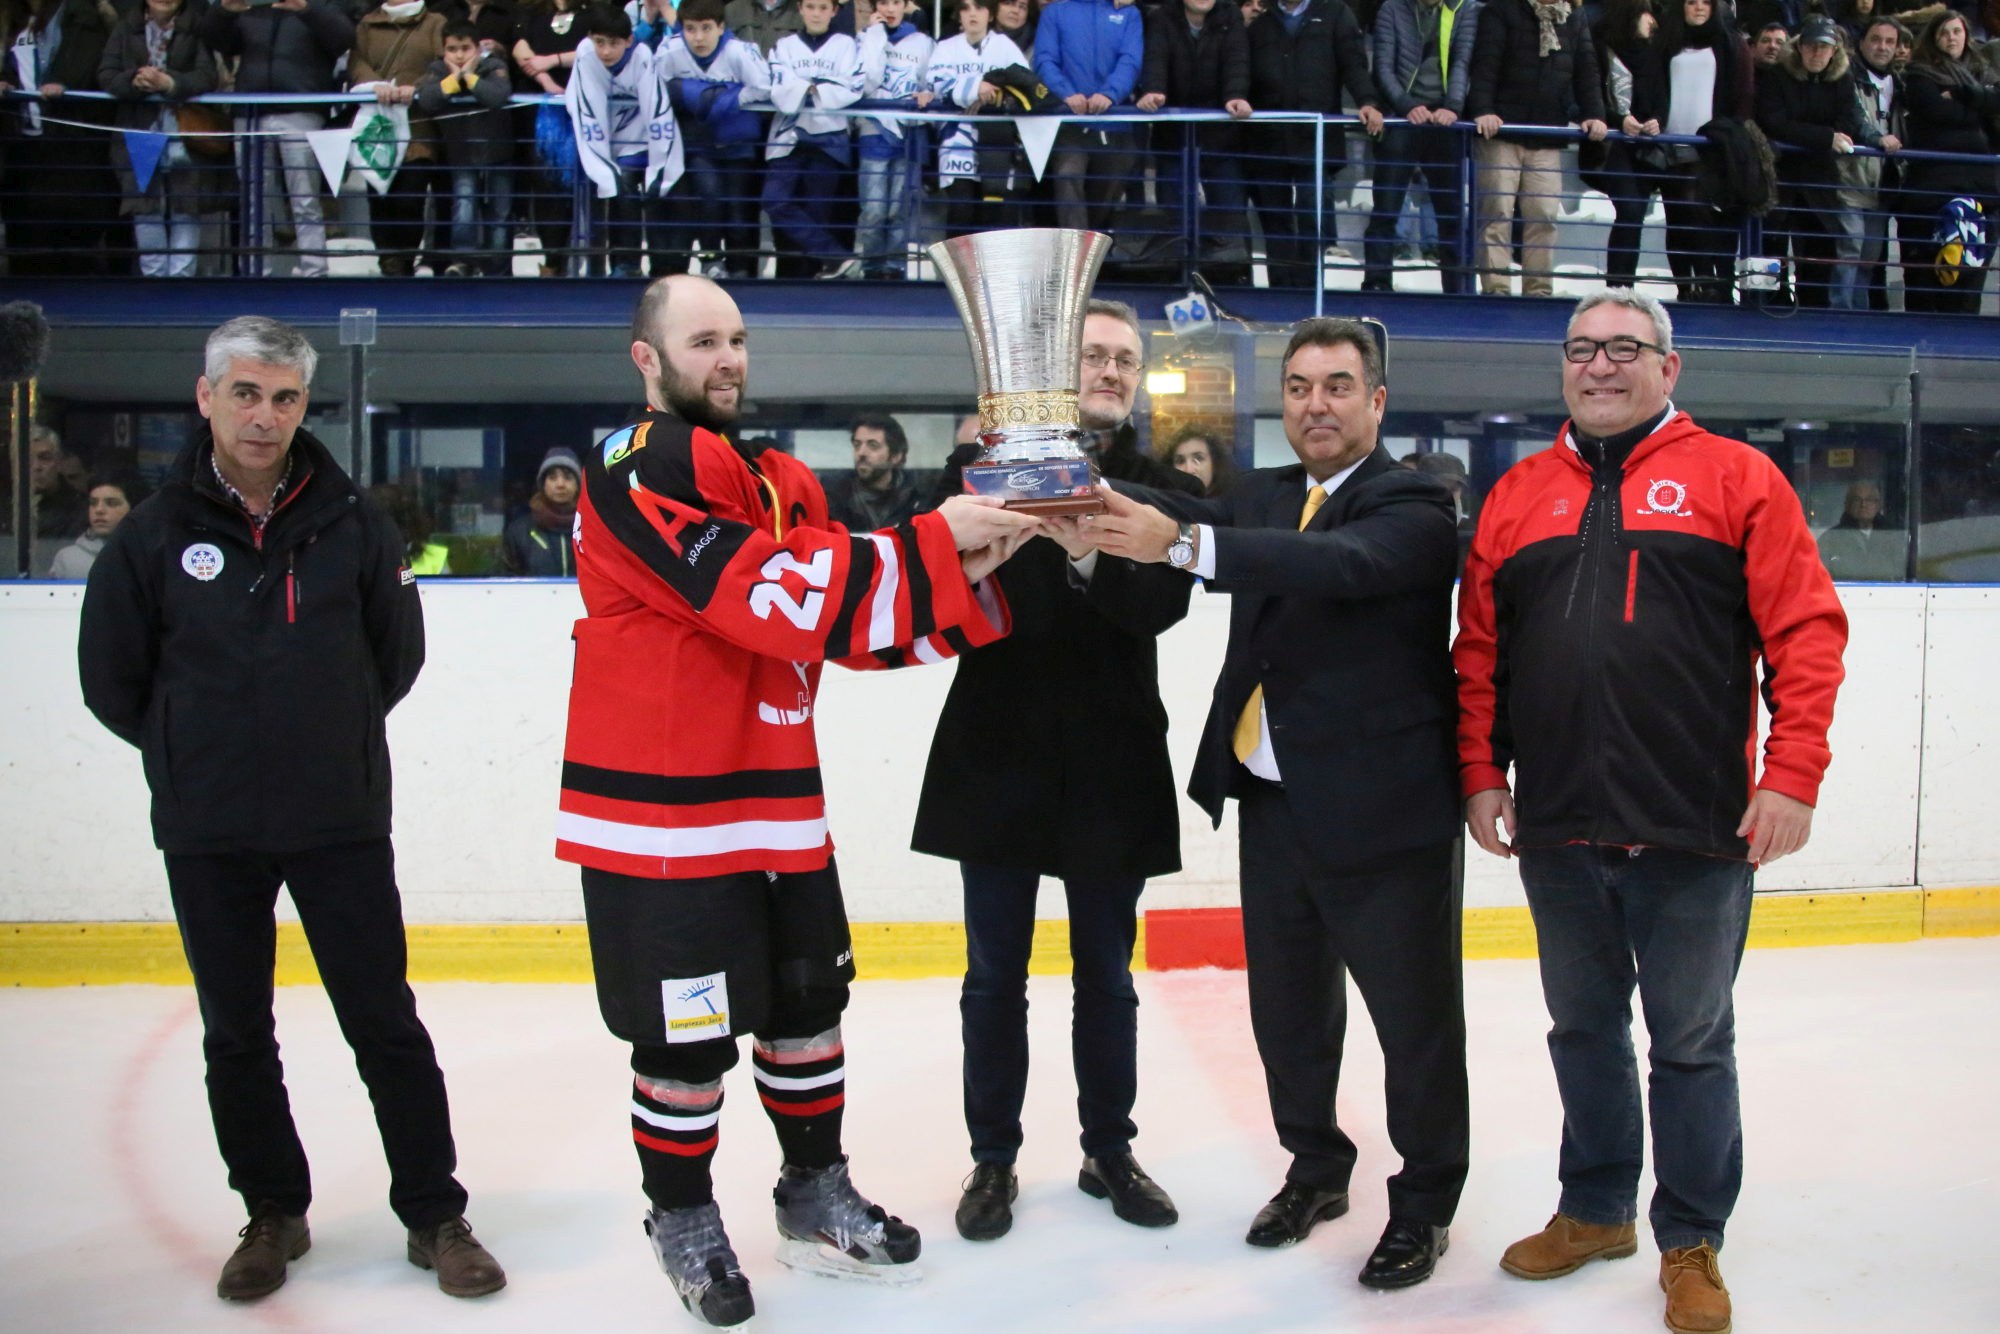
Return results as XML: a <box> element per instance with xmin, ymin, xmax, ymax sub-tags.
<box><xmin>1166</xmin><ymin>522</ymin><xmax>1196</xmax><ymax>570</ymax></box>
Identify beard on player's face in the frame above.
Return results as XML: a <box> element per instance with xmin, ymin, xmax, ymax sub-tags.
<box><xmin>653</xmin><ymin>348</ymin><xmax>744</xmax><ymax>433</ymax></box>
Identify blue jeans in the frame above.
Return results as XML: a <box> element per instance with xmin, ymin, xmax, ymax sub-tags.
<box><xmin>854</xmin><ymin>149</ymin><xmax>909</xmax><ymax>277</ymax></box>
<box><xmin>959</xmin><ymin>862</ymin><xmax>1143</xmax><ymax>1164</ymax></box>
<box><xmin>1518</xmin><ymin>844</ymin><xmax>1754</xmax><ymax>1252</ymax></box>
<box><xmin>449</xmin><ymin>167</ymin><xmax>514</xmax><ymax>273</ymax></box>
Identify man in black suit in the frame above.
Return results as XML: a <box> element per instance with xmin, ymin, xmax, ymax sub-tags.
<box><xmin>1086</xmin><ymin>317</ymin><xmax>1468</xmax><ymax>1290</ymax></box>
<box><xmin>913</xmin><ymin>299</ymin><xmax>1201</xmax><ymax>1243</ymax></box>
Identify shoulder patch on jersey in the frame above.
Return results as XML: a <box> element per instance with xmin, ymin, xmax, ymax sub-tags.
<box><xmin>602</xmin><ymin>422</ymin><xmax>650</xmax><ymax>469</ymax></box>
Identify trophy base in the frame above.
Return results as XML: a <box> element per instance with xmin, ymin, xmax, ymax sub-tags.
<box><xmin>962</xmin><ymin>457</ymin><xmax>1105</xmax><ymax>516</ymax></box>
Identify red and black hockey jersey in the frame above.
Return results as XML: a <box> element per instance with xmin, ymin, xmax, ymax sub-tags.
<box><xmin>1453</xmin><ymin>411</ymin><xmax>1848</xmax><ymax>859</ymax></box>
<box><xmin>558</xmin><ymin>410</ymin><xmax>1009</xmax><ymax>880</ymax></box>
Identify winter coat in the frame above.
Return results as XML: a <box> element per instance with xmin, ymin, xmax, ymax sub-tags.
<box><xmin>1139</xmin><ymin>0</ymin><xmax>1250</xmax><ymax>108</ymax></box>
<box><xmin>350</xmin><ymin>8</ymin><xmax>449</xmax><ymax>162</ymax></box>
<box><xmin>1373</xmin><ymin>0</ymin><xmax>1481</xmax><ymax>116</ymax></box>
<box><xmin>1631</xmin><ymin>20</ymin><xmax>1751</xmax><ymax>133</ymax></box>
<box><xmin>1034</xmin><ymin>0</ymin><xmax>1146</xmax><ymax>104</ymax></box>
<box><xmin>1247</xmin><ymin>0</ymin><xmax>1380</xmax><ymax>162</ymax></box>
<box><xmin>722</xmin><ymin>0</ymin><xmax>803</xmax><ymax>55</ymax></box>
<box><xmin>1901</xmin><ymin>60</ymin><xmax>1999</xmax><ymax>201</ymax></box>
<box><xmin>77</xmin><ymin>427</ymin><xmax>425</xmax><ymax>856</ymax></box>
<box><xmin>499</xmin><ymin>494</ymin><xmax>576</xmax><ymax>575</ymax></box>
<box><xmin>911</xmin><ymin>429</ymin><xmax>1201</xmax><ymax>881</ymax></box>
<box><xmin>1139</xmin><ymin>0</ymin><xmax>1250</xmax><ymax>152</ymax></box>
<box><xmin>415</xmin><ymin>50</ymin><xmax>514</xmax><ymax>166</ymax></box>
<box><xmin>98</xmin><ymin>8</ymin><xmax>233</xmax><ymax>216</ymax></box>
<box><xmin>1465</xmin><ymin>0</ymin><xmax>1606</xmax><ymax>138</ymax></box>
<box><xmin>1839</xmin><ymin>54</ymin><xmax>1905</xmax><ymax>198</ymax></box>
<box><xmin>1754</xmin><ymin>40</ymin><xmax>1877</xmax><ymax>193</ymax></box>
<box><xmin>198</xmin><ymin>0</ymin><xmax>356</xmax><ymax>95</ymax></box>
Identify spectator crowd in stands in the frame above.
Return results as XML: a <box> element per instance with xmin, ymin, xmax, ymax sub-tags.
<box><xmin>2</xmin><ymin>0</ymin><xmax>1997</xmax><ymax>302</ymax></box>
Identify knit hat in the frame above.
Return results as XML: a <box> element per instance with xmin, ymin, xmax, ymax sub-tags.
<box><xmin>1799</xmin><ymin>15</ymin><xmax>1840</xmax><ymax>46</ymax></box>
<box><xmin>537</xmin><ymin>447</ymin><xmax>582</xmax><ymax>484</ymax></box>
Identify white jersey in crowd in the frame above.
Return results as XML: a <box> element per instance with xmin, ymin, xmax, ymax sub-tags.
<box><xmin>856</xmin><ymin>22</ymin><xmax>935</xmax><ymax>140</ymax></box>
<box><xmin>924</xmin><ymin>30</ymin><xmax>1027</xmax><ymax>184</ymax></box>
<box><xmin>765</xmin><ymin>29</ymin><xmax>864</xmax><ymax>158</ymax></box>
<box><xmin>656</xmin><ymin>29</ymin><xmax>773</xmax><ymax>102</ymax></box>
<box><xmin>566</xmin><ymin>39</ymin><xmax>684</xmax><ymax>197</ymax></box>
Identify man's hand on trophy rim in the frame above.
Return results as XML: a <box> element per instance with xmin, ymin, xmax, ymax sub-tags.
<box><xmin>938</xmin><ymin>494</ymin><xmax>1043</xmax><ymax>552</ymax></box>
<box><xmin>1083</xmin><ymin>484</ymin><xmax>1177</xmax><ymax>563</ymax></box>
<box><xmin>1038</xmin><ymin>514</ymin><xmax>1098</xmax><ymax>561</ymax></box>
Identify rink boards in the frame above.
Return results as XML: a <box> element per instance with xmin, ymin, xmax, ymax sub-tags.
<box><xmin>2</xmin><ymin>580</ymin><xmax>1996</xmax><ymax>983</ymax></box>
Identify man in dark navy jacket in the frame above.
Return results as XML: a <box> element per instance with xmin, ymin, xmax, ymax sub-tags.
<box><xmin>78</xmin><ymin>317</ymin><xmax>504</xmax><ymax>1305</ymax></box>
<box><xmin>1086</xmin><ymin>317</ymin><xmax>1468</xmax><ymax>1291</ymax></box>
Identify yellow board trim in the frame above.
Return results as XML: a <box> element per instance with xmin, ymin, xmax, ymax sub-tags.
<box><xmin>1</xmin><ymin>888</ymin><xmax>1992</xmax><ymax>988</ymax></box>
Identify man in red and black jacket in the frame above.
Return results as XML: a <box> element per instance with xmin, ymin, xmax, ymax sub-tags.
<box><xmin>560</xmin><ymin>274</ymin><xmax>1040</xmax><ymax>1324</ymax></box>
<box><xmin>1453</xmin><ymin>290</ymin><xmax>1846</xmax><ymax>1334</ymax></box>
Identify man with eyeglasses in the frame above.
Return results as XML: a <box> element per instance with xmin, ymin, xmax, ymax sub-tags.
<box><xmin>914</xmin><ymin>298</ymin><xmax>1201</xmax><ymax>1243</ymax></box>
<box><xmin>1454</xmin><ymin>289</ymin><xmax>1847</xmax><ymax>1334</ymax></box>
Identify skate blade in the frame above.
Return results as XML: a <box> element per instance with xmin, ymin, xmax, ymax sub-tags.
<box><xmin>773</xmin><ymin>1238</ymin><xmax>922</xmax><ymax>1287</ymax></box>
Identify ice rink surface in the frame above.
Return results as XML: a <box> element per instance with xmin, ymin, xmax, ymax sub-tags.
<box><xmin>4</xmin><ymin>938</ymin><xmax>1997</xmax><ymax>1333</ymax></box>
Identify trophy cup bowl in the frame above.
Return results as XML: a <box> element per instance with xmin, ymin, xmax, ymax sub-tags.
<box><xmin>927</xmin><ymin>228</ymin><xmax>1113</xmax><ymax>516</ymax></box>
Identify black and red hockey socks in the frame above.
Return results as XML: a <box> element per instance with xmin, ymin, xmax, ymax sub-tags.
<box><xmin>631</xmin><ymin>1073</ymin><xmax>724</xmax><ymax>1209</ymax></box>
<box><xmin>752</xmin><ymin>1027</ymin><xmax>846</xmax><ymax>1170</ymax></box>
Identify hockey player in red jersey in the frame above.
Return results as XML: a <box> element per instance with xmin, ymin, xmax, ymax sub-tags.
<box><xmin>561</xmin><ymin>275</ymin><xmax>1041</xmax><ymax>1327</ymax></box>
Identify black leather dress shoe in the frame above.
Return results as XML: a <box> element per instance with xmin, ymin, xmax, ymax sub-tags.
<box><xmin>1244</xmin><ymin>1181</ymin><xmax>1350</xmax><ymax>1248</ymax></box>
<box><xmin>955</xmin><ymin>1163</ymin><xmax>1018</xmax><ymax>1241</ymax></box>
<box><xmin>1358</xmin><ymin>1218</ymin><xmax>1449</xmax><ymax>1290</ymax></box>
<box><xmin>1077</xmin><ymin>1153</ymin><xmax>1178</xmax><ymax>1228</ymax></box>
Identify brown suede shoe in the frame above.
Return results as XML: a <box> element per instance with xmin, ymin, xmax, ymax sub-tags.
<box><xmin>1499</xmin><ymin>1213</ymin><xmax>1639</xmax><ymax>1279</ymax></box>
<box><xmin>407</xmin><ymin>1216</ymin><xmax>507</xmax><ymax>1298</ymax></box>
<box><xmin>217</xmin><ymin>1204</ymin><xmax>310</xmax><ymax>1300</ymax></box>
<box><xmin>1661</xmin><ymin>1244</ymin><xmax>1731</xmax><ymax>1334</ymax></box>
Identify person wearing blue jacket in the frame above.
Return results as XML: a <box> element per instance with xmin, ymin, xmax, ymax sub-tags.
<box><xmin>1033</xmin><ymin>0</ymin><xmax>1146</xmax><ymax>230</ymax></box>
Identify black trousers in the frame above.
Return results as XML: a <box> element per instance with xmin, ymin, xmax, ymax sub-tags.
<box><xmin>164</xmin><ymin>837</ymin><xmax>468</xmax><ymax>1228</ymax></box>
<box><xmin>1238</xmin><ymin>784</ymin><xmax>1469</xmax><ymax>1225</ymax></box>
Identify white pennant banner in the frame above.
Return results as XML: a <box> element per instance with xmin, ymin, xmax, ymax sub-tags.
<box><xmin>305</xmin><ymin>124</ymin><xmax>357</xmax><ymax>196</ymax></box>
<box><xmin>1015</xmin><ymin>117</ymin><xmax>1061</xmax><ymax>184</ymax></box>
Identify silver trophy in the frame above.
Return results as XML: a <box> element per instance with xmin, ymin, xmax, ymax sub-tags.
<box><xmin>927</xmin><ymin>228</ymin><xmax>1112</xmax><ymax>515</ymax></box>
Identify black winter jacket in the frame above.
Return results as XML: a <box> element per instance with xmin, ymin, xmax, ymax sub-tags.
<box><xmin>1901</xmin><ymin>61</ymin><xmax>2000</xmax><ymax>200</ymax></box>
<box><xmin>1465</xmin><ymin>0</ymin><xmax>1606</xmax><ymax>137</ymax></box>
<box><xmin>911</xmin><ymin>428</ymin><xmax>1201</xmax><ymax>881</ymax></box>
<box><xmin>1754</xmin><ymin>42</ymin><xmax>1877</xmax><ymax>192</ymax></box>
<box><xmin>79</xmin><ymin>428</ymin><xmax>425</xmax><ymax>855</ymax></box>
<box><xmin>1247</xmin><ymin>0</ymin><xmax>1378</xmax><ymax>114</ymax></box>
<box><xmin>198</xmin><ymin>0</ymin><xmax>356</xmax><ymax>94</ymax></box>
<box><xmin>1140</xmin><ymin>0</ymin><xmax>1250</xmax><ymax>108</ymax></box>
<box><xmin>415</xmin><ymin>52</ymin><xmax>514</xmax><ymax>167</ymax></box>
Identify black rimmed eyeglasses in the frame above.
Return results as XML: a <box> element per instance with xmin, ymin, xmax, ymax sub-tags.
<box><xmin>1562</xmin><ymin>336</ymin><xmax>1668</xmax><ymax>364</ymax></box>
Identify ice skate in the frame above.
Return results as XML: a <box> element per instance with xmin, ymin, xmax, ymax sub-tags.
<box><xmin>772</xmin><ymin>1157</ymin><xmax>922</xmax><ymax>1286</ymax></box>
<box><xmin>645</xmin><ymin>1202</ymin><xmax>756</xmax><ymax>1327</ymax></box>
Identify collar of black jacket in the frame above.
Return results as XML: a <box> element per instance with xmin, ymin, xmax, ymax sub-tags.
<box><xmin>174</xmin><ymin>425</ymin><xmax>357</xmax><ymax>542</ymax></box>
<box><xmin>1573</xmin><ymin>404</ymin><xmax>1674</xmax><ymax>475</ymax></box>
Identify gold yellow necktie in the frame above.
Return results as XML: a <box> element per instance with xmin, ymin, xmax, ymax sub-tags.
<box><xmin>1233</xmin><ymin>484</ymin><xmax>1327</xmax><ymax>762</ymax></box>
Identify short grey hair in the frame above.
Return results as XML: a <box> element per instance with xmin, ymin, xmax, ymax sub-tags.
<box><xmin>1085</xmin><ymin>298</ymin><xmax>1142</xmax><ymax>340</ymax></box>
<box><xmin>204</xmin><ymin>315</ymin><xmax>319</xmax><ymax>387</ymax></box>
<box><xmin>29</xmin><ymin>423</ymin><xmax>60</xmax><ymax>449</ymax></box>
<box><xmin>1568</xmin><ymin>288</ymin><xmax>1674</xmax><ymax>355</ymax></box>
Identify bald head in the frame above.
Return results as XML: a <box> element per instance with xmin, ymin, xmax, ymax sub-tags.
<box><xmin>629</xmin><ymin>275</ymin><xmax>748</xmax><ymax>431</ymax></box>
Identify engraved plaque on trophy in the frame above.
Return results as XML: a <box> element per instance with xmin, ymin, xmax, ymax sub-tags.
<box><xmin>926</xmin><ymin>228</ymin><xmax>1113</xmax><ymax>516</ymax></box>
